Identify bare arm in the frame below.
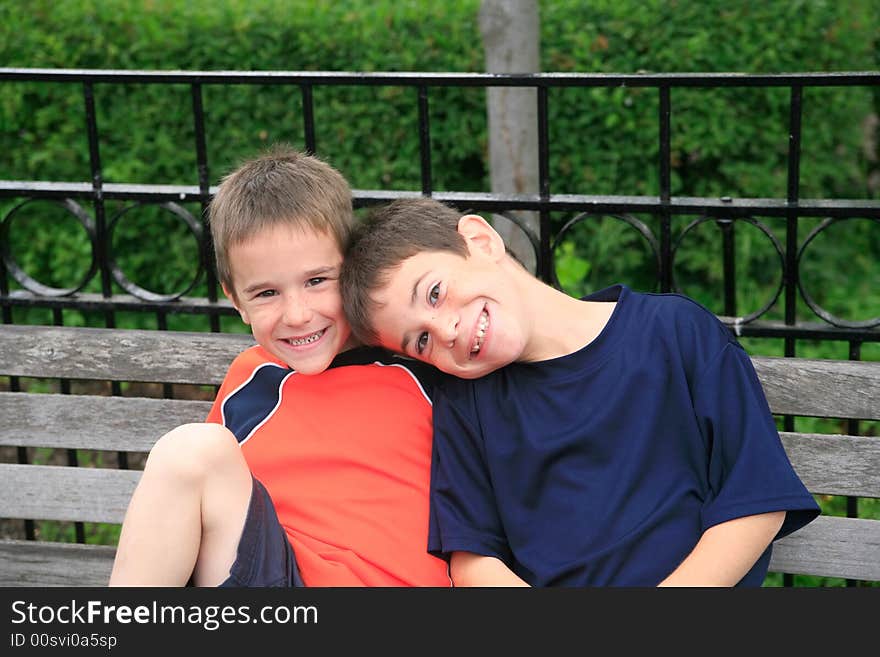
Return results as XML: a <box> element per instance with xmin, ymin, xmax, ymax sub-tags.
<box><xmin>450</xmin><ymin>552</ymin><xmax>531</xmax><ymax>587</ymax></box>
<box><xmin>658</xmin><ymin>511</ymin><xmax>785</xmax><ymax>587</ymax></box>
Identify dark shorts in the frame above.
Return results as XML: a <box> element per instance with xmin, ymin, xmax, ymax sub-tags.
<box><xmin>218</xmin><ymin>477</ymin><xmax>304</xmax><ymax>587</ymax></box>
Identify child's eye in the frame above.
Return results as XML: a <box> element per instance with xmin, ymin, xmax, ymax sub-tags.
<box><xmin>416</xmin><ymin>332</ymin><xmax>429</xmax><ymax>355</ymax></box>
<box><xmin>306</xmin><ymin>277</ymin><xmax>326</xmax><ymax>287</ymax></box>
<box><xmin>256</xmin><ymin>289</ymin><xmax>277</xmax><ymax>298</ymax></box>
<box><xmin>428</xmin><ymin>283</ymin><xmax>440</xmax><ymax>305</ymax></box>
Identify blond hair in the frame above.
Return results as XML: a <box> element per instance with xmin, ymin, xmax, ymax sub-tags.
<box><xmin>209</xmin><ymin>145</ymin><xmax>352</xmax><ymax>294</ymax></box>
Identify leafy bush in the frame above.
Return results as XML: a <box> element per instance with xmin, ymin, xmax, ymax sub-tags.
<box><xmin>1</xmin><ymin>0</ymin><xmax>877</xmax><ymax>324</ymax></box>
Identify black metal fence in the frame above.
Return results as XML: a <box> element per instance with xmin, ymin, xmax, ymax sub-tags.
<box><xmin>1</xmin><ymin>68</ymin><xmax>878</xmax><ymax>584</ymax></box>
<box><xmin>2</xmin><ymin>69</ymin><xmax>879</xmax><ymax>344</ymax></box>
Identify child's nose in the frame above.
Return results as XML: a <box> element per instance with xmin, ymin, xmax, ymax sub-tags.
<box><xmin>282</xmin><ymin>293</ymin><xmax>312</xmax><ymax>326</ymax></box>
<box><xmin>435</xmin><ymin>312</ymin><xmax>459</xmax><ymax>348</ymax></box>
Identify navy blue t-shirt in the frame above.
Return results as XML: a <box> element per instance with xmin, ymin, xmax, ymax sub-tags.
<box><xmin>428</xmin><ymin>284</ymin><xmax>820</xmax><ymax>586</ymax></box>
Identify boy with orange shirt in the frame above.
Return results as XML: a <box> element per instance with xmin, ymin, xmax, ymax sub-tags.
<box><xmin>109</xmin><ymin>148</ymin><xmax>450</xmax><ymax>587</ymax></box>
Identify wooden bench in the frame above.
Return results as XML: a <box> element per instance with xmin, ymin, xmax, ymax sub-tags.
<box><xmin>0</xmin><ymin>324</ymin><xmax>254</xmax><ymax>586</ymax></box>
<box><xmin>1</xmin><ymin>323</ymin><xmax>878</xmax><ymax>586</ymax></box>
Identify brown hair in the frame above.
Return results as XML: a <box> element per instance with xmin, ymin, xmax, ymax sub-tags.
<box><xmin>209</xmin><ymin>145</ymin><xmax>352</xmax><ymax>295</ymax></box>
<box><xmin>341</xmin><ymin>197</ymin><xmax>468</xmax><ymax>345</ymax></box>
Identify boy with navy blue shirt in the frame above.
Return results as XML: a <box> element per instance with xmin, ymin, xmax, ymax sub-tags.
<box><xmin>340</xmin><ymin>197</ymin><xmax>820</xmax><ymax>587</ymax></box>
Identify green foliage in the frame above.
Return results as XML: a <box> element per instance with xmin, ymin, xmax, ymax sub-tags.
<box><xmin>0</xmin><ymin>0</ymin><xmax>487</xmax><ymax>188</ymax></box>
<box><xmin>553</xmin><ymin>213</ymin><xmax>660</xmax><ymax>297</ymax></box>
<box><xmin>2</xmin><ymin>1</ymin><xmax>878</xmax><ymax>586</ymax></box>
<box><xmin>554</xmin><ymin>241</ymin><xmax>591</xmax><ymax>294</ymax></box>
<box><xmin>1</xmin><ymin>0</ymin><xmax>878</xmax><ymax>336</ymax></box>
<box><xmin>35</xmin><ymin>520</ymin><xmax>121</xmax><ymax>546</ymax></box>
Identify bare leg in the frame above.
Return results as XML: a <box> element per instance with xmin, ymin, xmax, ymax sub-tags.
<box><xmin>108</xmin><ymin>423</ymin><xmax>252</xmax><ymax>586</ymax></box>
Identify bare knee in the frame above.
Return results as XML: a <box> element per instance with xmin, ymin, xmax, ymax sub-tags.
<box><xmin>144</xmin><ymin>423</ymin><xmax>244</xmax><ymax>484</ymax></box>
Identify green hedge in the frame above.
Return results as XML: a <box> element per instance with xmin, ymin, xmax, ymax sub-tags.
<box><xmin>3</xmin><ymin>0</ymin><xmax>876</xmax><ymax>191</ymax></box>
<box><xmin>1</xmin><ymin>0</ymin><xmax>878</xmax><ymax>324</ymax></box>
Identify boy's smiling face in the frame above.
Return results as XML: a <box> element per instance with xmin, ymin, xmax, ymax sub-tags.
<box><xmin>225</xmin><ymin>224</ymin><xmax>357</xmax><ymax>374</ymax></box>
<box><xmin>369</xmin><ymin>217</ymin><xmax>530</xmax><ymax>379</ymax></box>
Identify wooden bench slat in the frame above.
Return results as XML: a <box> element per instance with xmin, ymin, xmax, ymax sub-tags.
<box><xmin>4</xmin><ymin>402</ymin><xmax>877</xmax><ymax>500</ymax></box>
<box><xmin>2</xmin><ymin>325</ymin><xmax>877</xmax><ymax>420</ymax></box>
<box><xmin>0</xmin><ymin>464</ymin><xmax>141</xmax><ymax>524</ymax></box>
<box><xmin>0</xmin><ymin>539</ymin><xmax>115</xmax><ymax>587</ymax></box>
<box><xmin>0</xmin><ymin>392</ymin><xmax>212</xmax><ymax>452</ymax></box>
<box><xmin>769</xmin><ymin>515</ymin><xmax>880</xmax><ymax>581</ymax></box>
<box><xmin>3</xmin><ymin>517</ymin><xmax>878</xmax><ymax>587</ymax></box>
<box><xmin>780</xmin><ymin>432</ymin><xmax>880</xmax><ymax>498</ymax></box>
<box><xmin>0</xmin><ymin>325</ymin><xmax>254</xmax><ymax>385</ymax></box>
<box><xmin>755</xmin><ymin>357</ymin><xmax>880</xmax><ymax>420</ymax></box>
<box><xmin>0</xmin><ymin>325</ymin><xmax>880</xmax><ymax>420</ymax></box>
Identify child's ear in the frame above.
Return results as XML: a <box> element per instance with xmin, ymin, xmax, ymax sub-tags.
<box><xmin>457</xmin><ymin>214</ymin><xmax>506</xmax><ymax>261</ymax></box>
<box><xmin>222</xmin><ymin>284</ymin><xmax>251</xmax><ymax>325</ymax></box>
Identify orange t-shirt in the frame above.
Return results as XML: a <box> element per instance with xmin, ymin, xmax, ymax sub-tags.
<box><xmin>206</xmin><ymin>345</ymin><xmax>450</xmax><ymax>587</ymax></box>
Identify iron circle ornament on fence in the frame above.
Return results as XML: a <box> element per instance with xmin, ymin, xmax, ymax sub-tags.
<box><xmin>671</xmin><ymin>215</ymin><xmax>785</xmax><ymax>325</ymax></box>
<box><xmin>0</xmin><ymin>198</ymin><xmax>98</xmax><ymax>297</ymax></box>
<box><xmin>106</xmin><ymin>201</ymin><xmax>204</xmax><ymax>302</ymax></box>
<box><xmin>797</xmin><ymin>216</ymin><xmax>880</xmax><ymax>329</ymax></box>
<box><xmin>549</xmin><ymin>212</ymin><xmax>661</xmax><ymax>292</ymax></box>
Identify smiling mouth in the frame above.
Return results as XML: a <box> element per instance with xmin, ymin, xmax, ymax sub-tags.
<box><xmin>286</xmin><ymin>329</ymin><xmax>325</xmax><ymax>346</ymax></box>
<box><xmin>470</xmin><ymin>309</ymin><xmax>489</xmax><ymax>355</ymax></box>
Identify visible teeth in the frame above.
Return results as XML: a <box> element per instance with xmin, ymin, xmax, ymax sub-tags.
<box><xmin>287</xmin><ymin>329</ymin><xmax>324</xmax><ymax>346</ymax></box>
<box><xmin>471</xmin><ymin>310</ymin><xmax>489</xmax><ymax>353</ymax></box>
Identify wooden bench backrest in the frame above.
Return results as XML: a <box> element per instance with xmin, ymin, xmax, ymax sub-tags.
<box><xmin>1</xmin><ymin>325</ymin><xmax>878</xmax><ymax>585</ymax></box>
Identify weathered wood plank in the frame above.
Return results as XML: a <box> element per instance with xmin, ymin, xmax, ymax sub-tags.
<box><xmin>3</xmin><ymin>326</ymin><xmax>878</xmax><ymax>420</ymax></box>
<box><xmin>754</xmin><ymin>357</ymin><xmax>880</xmax><ymax>421</ymax></box>
<box><xmin>0</xmin><ymin>539</ymin><xmax>115</xmax><ymax>587</ymax></box>
<box><xmin>0</xmin><ymin>392</ymin><xmax>212</xmax><ymax>451</ymax></box>
<box><xmin>780</xmin><ymin>432</ymin><xmax>880</xmax><ymax>498</ymax></box>
<box><xmin>769</xmin><ymin>515</ymin><xmax>880</xmax><ymax>581</ymax></box>
<box><xmin>3</xmin><ymin>517</ymin><xmax>877</xmax><ymax>586</ymax></box>
<box><xmin>4</xmin><ymin>394</ymin><xmax>877</xmax><ymax>500</ymax></box>
<box><xmin>0</xmin><ymin>464</ymin><xmax>141</xmax><ymax>523</ymax></box>
<box><xmin>0</xmin><ymin>325</ymin><xmax>254</xmax><ymax>385</ymax></box>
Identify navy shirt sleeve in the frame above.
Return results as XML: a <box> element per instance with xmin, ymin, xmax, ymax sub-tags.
<box><xmin>428</xmin><ymin>382</ymin><xmax>513</xmax><ymax>564</ymax></box>
<box><xmin>694</xmin><ymin>339</ymin><xmax>820</xmax><ymax>539</ymax></box>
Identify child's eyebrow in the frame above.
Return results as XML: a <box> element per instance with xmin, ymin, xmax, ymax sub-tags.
<box><xmin>410</xmin><ymin>273</ymin><xmax>424</xmax><ymax>304</ymax></box>
<box><xmin>305</xmin><ymin>265</ymin><xmax>338</xmax><ymax>277</ymax></box>
<box><xmin>242</xmin><ymin>281</ymin><xmax>272</xmax><ymax>295</ymax></box>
